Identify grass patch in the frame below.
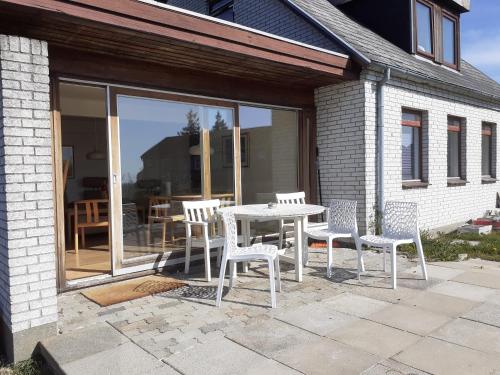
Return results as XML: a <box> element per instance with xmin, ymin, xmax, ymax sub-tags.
<box><xmin>399</xmin><ymin>231</ymin><xmax>500</xmax><ymax>262</ymax></box>
<box><xmin>0</xmin><ymin>359</ymin><xmax>41</xmax><ymax>375</ymax></box>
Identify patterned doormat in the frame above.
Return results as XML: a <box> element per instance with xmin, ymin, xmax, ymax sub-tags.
<box><xmin>81</xmin><ymin>275</ymin><xmax>187</xmax><ymax>307</ymax></box>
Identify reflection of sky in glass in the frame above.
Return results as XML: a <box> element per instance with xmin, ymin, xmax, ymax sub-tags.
<box><xmin>443</xmin><ymin>17</ymin><xmax>456</xmax><ymax>64</ymax></box>
<box><xmin>117</xmin><ymin>96</ymin><xmax>233</xmax><ymax>180</ymax></box>
<box><xmin>239</xmin><ymin>106</ymin><xmax>272</xmax><ymax>128</ymax></box>
<box><xmin>417</xmin><ymin>2</ymin><xmax>432</xmax><ymax>53</ymax></box>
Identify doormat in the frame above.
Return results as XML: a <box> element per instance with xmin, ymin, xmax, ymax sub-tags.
<box><xmin>81</xmin><ymin>275</ymin><xmax>187</xmax><ymax>307</ymax></box>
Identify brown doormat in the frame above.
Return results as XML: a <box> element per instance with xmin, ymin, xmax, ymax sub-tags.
<box><xmin>81</xmin><ymin>275</ymin><xmax>187</xmax><ymax>307</ymax></box>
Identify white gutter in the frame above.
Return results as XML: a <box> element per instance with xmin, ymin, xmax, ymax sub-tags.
<box><xmin>377</xmin><ymin>68</ymin><xmax>391</xmax><ymax>218</ymax></box>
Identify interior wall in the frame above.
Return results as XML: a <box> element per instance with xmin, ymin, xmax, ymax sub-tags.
<box><xmin>61</xmin><ymin>116</ymin><xmax>108</xmax><ymax>203</ymax></box>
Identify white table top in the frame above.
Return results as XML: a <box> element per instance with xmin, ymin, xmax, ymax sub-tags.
<box><xmin>219</xmin><ymin>204</ymin><xmax>325</xmax><ymax>219</ymax></box>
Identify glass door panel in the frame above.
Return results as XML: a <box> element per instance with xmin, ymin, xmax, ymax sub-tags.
<box><xmin>112</xmin><ymin>93</ymin><xmax>235</xmax><ymax>268</ymax></box>
<box><xmin>207</xmin><ymin>108</ymin><xmax>234</xmax><ymax>206</ymax></box>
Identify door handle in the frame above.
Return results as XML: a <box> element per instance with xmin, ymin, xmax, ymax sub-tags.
<box><xmin>113</xmin><ymin>174</ymin><xmax>118</xmax><ymax>184</ymax></box>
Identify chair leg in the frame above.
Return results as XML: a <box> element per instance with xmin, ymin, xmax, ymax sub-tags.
<box><xmin>204</xmin><ymin>239</ymin><xmax>212</xmax><ymax>282</ymax></box>
<box><xmin>278</xmin><ymin>219</ymin><xmax>284</xmax><ymax>249</ymax></box>
<box><xmin>184</xmin><ymin>237</ymin><xmax>191</xmax><ymax>274</ymax></box>
<box><xmin>216</xmin><ymin>258</ymin><xmax>227</xmax><ymax>307</ymax></box>
<box><xmin>415</xmin><ymin>238</ymin><xmax>428</xmax><ymax>280</ymax></box>
<box><xmin>383</xmin><ymin>246</ymin><xmax>387</xmax><ymax>272</ymax></box>
<box><xmin>229</xmin><ymin>261</ymin><xmax>235</xmax><ymax>289</ymax></box>
<box><xmin>216</xmin><ymin>247</ymin><xmax>222</xmax><ymax>268</ymax></box>
<box><xmin>327</xmin><ymin>238</ymin><xmax>333</xmax><ymax>278</ymax></box>
<box><xmin>81</xmin><ymin>228</ymin><xmax>86</xmax><ymax>249</ymax></box>
<box><xmin>303</xmin><ymin>233</ymin><xmax>309</xmax><ymax>266</ymax></box>
<box><xmin>268</xmin><ymin>258</ymin><xmax>277</xmax><ymax>308</ymax></box>
<box><xmin>274</xmin><ymin>257</ymin><xmax>281</xmax><ymax>292</ymax></box>
<box><xmin>391</xmin><ymin>245</ymin><xmax>397</xmax><ymax>289</ymax></box>
<box><xmin>354</xmin><ymin>236</ymin><xmax>364</xmax><ymax>280</ymax></box>
<box><xmin>74</xmin><ymin>226</ymin><xmax>79</xmax><ymax>254</ymax></box>
<box><xmin>161</xmin><ymin>222</ymin><xmax>167</xmax><ymax>250</ymax></box>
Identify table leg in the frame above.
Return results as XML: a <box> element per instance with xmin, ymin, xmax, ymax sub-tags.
<box><xmin>242</xmin><ymin>219</ymin><xmax>250</xmax><ymax>273</ymax></box>
<box><xmin>294</xmin><ymin>216</ymin><xmax>303</xmax><ymax>282</ymax></box>
<box><xmin>303</xmin><ymin>216</ymin><xmax>309</xmax><ymax>266</ymax></box>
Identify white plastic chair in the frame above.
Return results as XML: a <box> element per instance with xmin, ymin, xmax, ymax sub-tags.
<box><xmin>276</xmin><ymin>192</ymin><xmax>328</xmax><ymax>251</ymax></box>
<box><xmin>305</xmin><ymin>199</ymin><xmax>365</xmax><ymax>278</ymax></box>
<box><xmin>216</xmin><ymin>210</ymin><xmax>281</xmax><ymax>308</ymax></box>
<box><xmin>183</xmin><ymin>199</ymin><xmax>225</xmax><ymax>282</ymax></box>
<box><xmin>359</xmin><ymin>201</ymin><xmax>428</xmax><ymax>289</ymax></box>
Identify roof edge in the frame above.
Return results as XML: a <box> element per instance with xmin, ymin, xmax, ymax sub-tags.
<box><xmin>281</xmin><ymin>0</ymin><xmax>371</xmax><ymax>66</ymax></box>
<box><xmin>370</xmin><ymin>62</ymin><xmax>500</xmax><ymax>106</ymax></box>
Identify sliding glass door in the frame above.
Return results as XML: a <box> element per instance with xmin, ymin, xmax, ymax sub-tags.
<box><xmin>109</xmin><ymin>89</ymin><xmax>236</xmax><ymax>271</ymax></box>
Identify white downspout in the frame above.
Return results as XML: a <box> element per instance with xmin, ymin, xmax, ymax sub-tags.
<box><xmin>377</xmin><ymin>68</ymin><xmax>391</xmax><ymax>218</ymax></box>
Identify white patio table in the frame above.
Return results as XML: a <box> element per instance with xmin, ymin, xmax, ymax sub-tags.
<box><xmin>219</xmin><ymin>204</ymin><xmax>325</xmax><ymax>282</ymax></box>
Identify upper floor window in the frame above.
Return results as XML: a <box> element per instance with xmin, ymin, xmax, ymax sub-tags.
<box><xmin>442</xmin><ymin>14</ymin><xmax>458</xmax><ymax>67</ymax></box>
<box><xmin>210</xmin><ymin>0</ymin><xmax>234</xmax><ymax>22</ymax></box>
<box><xmin>416</xmin><ymin>1</ymin><xmax>433</xmax><ymax>56</ymax></box>
<box><xmin>414</xmin><ymin>0</ymin><xmax>460</xmax><ymax>69</ymax></box>
<box><xmin>402</xmin><ymin>110</ymin><xmax>422</xmax><ymax>181</ymax></box>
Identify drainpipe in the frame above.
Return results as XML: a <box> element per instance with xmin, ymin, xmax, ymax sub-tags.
<box><xmin>377</xmin><ymin>68</ymin><xmax>391</xmax><ymax>219</ymax></box>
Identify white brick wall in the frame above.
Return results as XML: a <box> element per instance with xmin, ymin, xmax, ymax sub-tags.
<box><xmin>379</xmin><ymin>73</ymin><xmax>500</xmax><ymax>230</ymax></box>
<box><xmin>0</xmin><ymin>35</ymin><xmax>57</xmax><ymax>334</ymax></box>
<box><xmin>316</xmin><ymin>67</ymin><xmax>500</xmax><ymax>232</ymax></box>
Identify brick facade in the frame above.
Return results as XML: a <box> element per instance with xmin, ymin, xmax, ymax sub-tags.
<box><xmin>316</xmin><ymin>68</ymin><xmax>500</xmax><ymax>233</ymax></box>
<box><xmin>0</xmin><ymin>35</ymin><xmax>57</xmax><ymax>362</ymax></box>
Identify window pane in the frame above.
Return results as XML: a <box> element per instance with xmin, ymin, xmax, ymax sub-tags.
<box><xmin>482</xmin><ymin>134</ymin><xmax>492</xmax><ymax>176</ymax></box>
<box><xmin>402</xmin><ymin>111</ymin><xmax>421</xmax><ymax>123</ymax></box>
<box><xmin>448</xmin><ymin>130</ymin><xmax>460</xmax><ymax>177</ymax></box>
<box><xmin>443</xmin><ymin>17</ymin><xmax>456</xmax><ymax>65</ymax></box>
<box><xmin>239</xmin><ymin>106</ymin><xmax>298</xmax><ymax>204</ymax></box>
<box><xmin>402</xmin><ymin>125</ymin><xmax>420</xmax><ymax>180</ymax></box>
<box><xmin>416</xmin><ymin>2</ymin><xmax>433</xmax><ymax>54</ymax></box>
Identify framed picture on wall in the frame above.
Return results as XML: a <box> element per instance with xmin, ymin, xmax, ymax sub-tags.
<box><xmin>62</xmin><ymin>146</ymin><xmax>75</xmax><ymax>179</ymax></box>
<box><xmin>222</xmin><ymin>134</ymin><xmax>249</xmax><ymax>168</ymax></box>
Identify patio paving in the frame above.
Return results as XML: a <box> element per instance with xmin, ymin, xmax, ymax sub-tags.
<box><xmin>44</xmin><ymin>247</ymin><xmax>500</xmax><ymax>375</ymax></box>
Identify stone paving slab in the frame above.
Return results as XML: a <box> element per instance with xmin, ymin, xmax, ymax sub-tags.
<box><xmin>274</xmin><ymin>300</ymin><xmax>359</xmax><ymax>335</ymax></box>
<box><xmin>462</xmin><ymin>302</ymin><xmax>500</xmax><ymax>328</ymax></box>
<box><xmin>61</xmin><ymin>342</ymin><xmax>179</xmax><ymax>375</ymax></box>
<box><xmin>367</xmin><ymin>304</ymin><xmax>451</xmax><ymax>336</ymax></box>
<box><xmin>272</xmin><ymin>336</ymin><xmax>381</xmax><ymax>375</ymax></box>
<box><xmin>225</xmin><ymin>318</ymin><xmax>319</xmax><ymax>357</ymax></box>
<box><xmin>394</xmin><ymin>337</ymin><xmax>500</xmax><ymax>375</ymax></box>
<box><xmin>431</xmin><ymin>318</ymin><xmax>500</xmax><ymax>354</ymax></box>
<box><xmin>401</xmin><ymin>291</ymin><xmax>479</xmax><ymax>317</ymax></box>
<box><xmin>361</xmin><ymin>359</ymin><xmax>430</xmax><ymax>375</ymax></box>
<box><xmin>327</xmin><ymin>319</ymin><xmax>421</xmax><ymax>358</ymax></box>
<box><xmin>164</xmin><ymin>335</ymin><xmax>300</xmax><ymax>375</ymax></box>
<box><xmin>40</xmin><ymin>323</ymin><xmax>129</xmax><ymax>366</ymax></box>
<box><xmin>451</xmin><ymin>270</ymin><xmax>500</xmax><ymax>289</ymax></box>
<box><xmin>323</xmin><ymin>293</ymin><xmax>390</xmax><ymax>318</ymax></box>
<box><xmin>404</xmin><ymin>264</ymin><xmax>465</xmax><ymax>280</ymax></box>
<box><xmin>429</xmin><ymin>280</ymin><xmax>497</xmax><ymax>302</ymax></box>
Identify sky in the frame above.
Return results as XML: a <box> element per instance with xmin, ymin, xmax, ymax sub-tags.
<box><xmin>461</xmin><ymin>0</ymin><xmax>500</xmax><ymax>83</ymax></box>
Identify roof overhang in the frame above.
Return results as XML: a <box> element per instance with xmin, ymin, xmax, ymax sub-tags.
<box><xmin>0</xmin><ymin>0</ymin><xmax>358</xmax><ymax>89</ymax></box>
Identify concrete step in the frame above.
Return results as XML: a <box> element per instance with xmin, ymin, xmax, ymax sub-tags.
<box><xmin>38</xmin><ymin>322</ymin><xmax>179</xmax><ymax>375</ymax></box>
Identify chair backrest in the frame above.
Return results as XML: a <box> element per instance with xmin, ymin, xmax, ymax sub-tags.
<box><xmin>276</xmin><ymin>192</ymin><xmax>306</xmax><ymax>204</ymax></box>
<box><xmin>182</xmin><ymin>199</ymin><xmax>221</xmax><ymax>224</ymax></box>
<box><xmin>383</xmin><ymin>201</ymin><xmax>419</xmax><ymax>239</ymax></box>
<box><xmin>328</xmin><ymin>199</ymin><xmax>358</xmax><ymax>234</ymax></box>
<box><xmin>74</xmin><ymin>199</ymin><xmax>108</xmax><ymax>225</ymax></box>
<box><xmin>148</xmin><ymin>196</ymin><xmax>170</xmax><ymax>218</ymax></box>
<box><xmin>122</xmin><ymin>203</ymin><xmax>139</xmax><ymax>234</ymax></box>
<box><xmin>221</xmin><ymin>210</ymin><xmax>238</xmax><ymax>257</ymax></box>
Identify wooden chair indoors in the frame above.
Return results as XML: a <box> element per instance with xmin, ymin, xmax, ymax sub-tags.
<box><xmin>147</xmin><ymin>196</ymin><xmax>184</xmax><ymax>249</ymax></box>
<box><xmin>73</xmin><ymin>199</ymin><xmax>109</xmax><ymax>253</ymax></box>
